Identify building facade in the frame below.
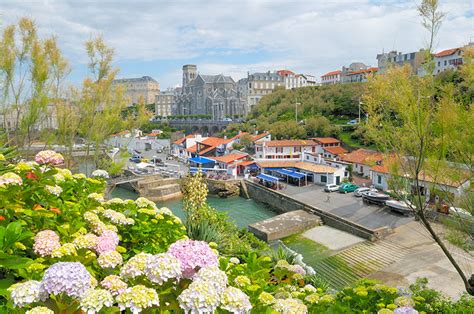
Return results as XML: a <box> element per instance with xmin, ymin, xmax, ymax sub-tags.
<box><xmin>175</xmin><ymin>65</ymin><xmax>247</xmax><ymax>119</ymax></box>
<box><xmin>155</xmin><ymin>89</ymin><xmax>176</xmax><ymax>117</ymax></box>
<box><xmin>277</xmin><ymin>70</ymin><xmax>317</xmax><ymax>89</ymax></box>
<box><xmin>434</xmin><ymin>47</ymin><xmax>464</xmax><ymax>75</ymax></box>
<box><xmin>246</xmin><ymin>71</ymin><xmax>285</xmax><ymax>108</ymax></box>
<box><xmin>376</xmin><ymin>49</ymin><xmax>426</xmax><ymax>75</ymax></box>
<box><xmin>255</xmin><ymin>140</ymin><xmax>318</xmax><ymax>160</ymax></box>
<box><xmin>321</xmin><ymin>70</ymin><xmax>342</xmax><ymax>85</ymax></box>
<box><xmin>112</xmin><ymin>76</ymin><xmax>160</xmax><ymax>105</ymax></box>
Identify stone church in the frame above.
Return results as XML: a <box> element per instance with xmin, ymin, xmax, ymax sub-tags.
<box><xmin>174</xmin><ymin>65</ymin><xmax>247</xmax><ymax>120</ymax></box>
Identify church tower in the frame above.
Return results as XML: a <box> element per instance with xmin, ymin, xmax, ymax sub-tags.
<box><xmin>182</xmin><ymin>64</ymin><xmax>197</xmax><ymax>88</ymax></box>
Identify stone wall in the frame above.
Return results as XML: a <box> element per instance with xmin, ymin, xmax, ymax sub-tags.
<box><xmin>245</xmin><ymin>180</ymin><xmax>390</xmax><ymax>241</ymax></box>
<box><xmin>207</xmin><ymin>179</ymin><xmax>241</xmax><ymax>198</ymax></box>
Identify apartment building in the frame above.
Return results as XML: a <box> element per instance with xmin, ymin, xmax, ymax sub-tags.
<box><xmin>321</xmin><ymin>70</ymin><xmax>342</xmax><ymax>85</ymax></box>
<box><xmin>246</xmin><ymin>71</ymin><xmax>285</xmax><ymax>108</ymax></box>
<box><xmin>112</xmin><ymin>76</ymin><xmax>160</xmax><ymax>105</ymax></box>
<box><xmin>376</xmin><ymin>49</ymin><xmax>427</xmax><ymax>75</ymax></box>
<box><xmin>155</xmin><ymin>89</ymin><xmax>176</xmax><ymax>117</ymax></box>
<box><xmin>277</xmin><ymin>70</ymin><xmax>317</xmax><ymax>89</ymax></box>
<box><xmin>254</xmin><ymin>140</ymin><xmax>318</xmax><ymax>160</ymax></box>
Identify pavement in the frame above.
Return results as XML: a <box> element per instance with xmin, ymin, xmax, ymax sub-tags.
<box><xmin>122</xmin><ymin>148</ymin><xmax>189</xmax><ymax>177</ymax></box>
<box><xmin>302</xmin><ymin>225</ymin><xmax>365</xmax><ymax>251</ymax></box>
<box><xmin>281</xmin><ymin>184</ymin><xmax>413</xmax><ymax>230</ymax></box>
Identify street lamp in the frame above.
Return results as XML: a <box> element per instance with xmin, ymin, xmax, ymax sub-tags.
<box><xmin>295</xmin><ymin>101</ymin><xmax>301</xmax><ymax>123</ymax></box>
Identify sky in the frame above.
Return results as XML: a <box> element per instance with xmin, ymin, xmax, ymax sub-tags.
<box><xmin>1</xmin><ymin>0</ymin><xmax>473</xmax><ymax>89</ymax></box>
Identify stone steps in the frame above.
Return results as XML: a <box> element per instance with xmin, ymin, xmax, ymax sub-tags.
<box><xmin>312</xmin><ymin>240</ymin><xmax>410</xmax><ymax>290</ymax></box>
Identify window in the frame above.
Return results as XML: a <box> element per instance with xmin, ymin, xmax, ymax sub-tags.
<box><xmin>360</xmin><ymin>165</ymin><xmax>364</xmax><ymax>172</ymax></box>
<box><xmin>377</xmin><ymin>175</ymin><xmax>382</xmax><ymax>184</ymax></box>
<box><xmin>444</xmin><ymin>60</ymin><xmax>447</xmax><ymax>66</ymax></box>
<box><xmin>294</xmin><ymin>147</ymin><xmax>301</xmax><ymax>152</ymax></box>
<box><xmin>438</xmin><ymin>61</ymin><xmax>441</xmax><ymax>66</ymax></box>
<box><xmin>306</xmin><ymin>156</ymin><xmax>309</xmax><ymax>160</ymax></box>
<box><xmin>321</xmin><ymin>175</ymin><xmax>327</xmax><ymax>183</ymax></box>
<box><xmin>256</xmin><ymin>146</ymin><xmax>262</xmax><ymax>152</ymax></box>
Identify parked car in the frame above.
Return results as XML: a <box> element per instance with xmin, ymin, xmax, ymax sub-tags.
<box><xmin>324</xmin><ymin>184</ymin><xmax>339</xmax><ymax>192</ymax></box>
<box><xmin>129</xmin><ymin>156</ymin><xmax>142</xmax><ymax>163</ymax></box>
<box><xmin>347</xmin><ymin>119</ymin><xmax>358</xmax><ymax>125</ymax></box>
<box><xmin>338</xmin><ymin>183</ymin><xmax>359</xmax><ymax>193</ymax></box>
<box><xmin>354</xmin><ymin>187</ymin><xmax>377</xmax><ymax>197</ymax></box>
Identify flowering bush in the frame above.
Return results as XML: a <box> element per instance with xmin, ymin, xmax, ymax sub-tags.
<box><xmin>0</xmin><ymin>151</ymin><xmax>472</xmax><ymax>313</ymax></box>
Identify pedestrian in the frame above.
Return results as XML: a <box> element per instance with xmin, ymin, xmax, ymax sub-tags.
<box><xmin>326</xmin><ymin>193</ymin><xmax>330</xmax><ymax>202</ymax></box>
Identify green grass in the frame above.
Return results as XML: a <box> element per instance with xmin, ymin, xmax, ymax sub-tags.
<box><xmin>339</xmin><ymin>130</ymin><xmax>376</xmax><ymax>150</ymax></box>
<box><xmin>282</xmin><ymin>234</ymin><xmax>330</xmax><ymax>266</ymax></box>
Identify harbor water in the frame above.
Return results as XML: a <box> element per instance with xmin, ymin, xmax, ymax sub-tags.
<box><xmin>111</xmin><ymin>187</ymin><xmax>328</xmax><ymax>267</ymax></box>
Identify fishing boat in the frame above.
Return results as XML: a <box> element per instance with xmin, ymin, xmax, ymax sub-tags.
<box><xmin>361</xmin><ymin>191</ymin><xmax>390</xmax><ymax>204</ymax></box>
<box><xmin>385</xmin><ymin>200</ymin><xmax>412</xmax><ymax>215</ymax></box>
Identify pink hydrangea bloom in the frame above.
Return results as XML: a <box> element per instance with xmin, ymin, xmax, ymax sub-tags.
<box><xmin>95</xmin><ymin>230</ymin><xmax>119</xmax><ymax>254</ymax></box>
<box><xmin>34</xmin><ymin>150</ymin><xmax>64</xmax><ymax>165</ymax></box>
<box><xmin>33</xmin><ymin>230</ymin><xmax>61</xmax><ymax>257</ymax></box>
<box><xmin>167</xmin><ymin>239</ymin><xmax>218</xmax><ymax>278</ymax></box>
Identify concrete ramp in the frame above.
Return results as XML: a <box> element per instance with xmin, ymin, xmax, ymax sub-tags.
<box><xmin>248</xmin><ymin>210</ymin><xmax>322</xmax><ymax>242</ymax></box>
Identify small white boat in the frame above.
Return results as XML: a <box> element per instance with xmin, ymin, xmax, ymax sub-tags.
<box><xmin>362</xmin><ymin>191</ymin><xmax>390</xmax><ymax>204</ymax></box>
<box><xmin>385</xmin><ymin>200</ymin><xmax>412</xmax><ymax>215</ymax></box>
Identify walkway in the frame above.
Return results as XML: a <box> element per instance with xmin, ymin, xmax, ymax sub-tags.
<box><xmin>281</xmin><ymin>184</ymin><xmax>413</xmax><ymax>230</ymax></box>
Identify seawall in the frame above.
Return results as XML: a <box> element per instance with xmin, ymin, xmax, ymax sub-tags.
<box><xmin>244</xmin><ymin>179</ymin><xmax>390</xmax><ymax>241</ymax></box>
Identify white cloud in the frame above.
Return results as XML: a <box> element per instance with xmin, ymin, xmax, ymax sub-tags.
<box><xmin>1</xmin><ymin>0</ymin><xmax>472</xmax><ymax>88</ymax></box>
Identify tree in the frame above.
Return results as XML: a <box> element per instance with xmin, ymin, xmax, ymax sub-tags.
<box><xmin>363</xmin><ymin>61</ymin><xmax>473</xmax><ymax>294</ymax></box>
<box><xmin>418</xmin><ymin>0</ymin><xmax>445</xmax><ymax>54</ymax></box>
<box><xmin>0</xmin><ymin>18</ymin><xmax>69</xmax><ymax>149</ymax></box>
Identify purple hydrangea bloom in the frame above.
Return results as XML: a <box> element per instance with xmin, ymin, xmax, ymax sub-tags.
<box><xmin>393</xmin><ymin>307</ymin><xmax>419</xmax><ymax>314</ymax></box>
<box><xmin>167</xmin><ymin>239</ymin><xmax>218</xmax><ymax>278</ymax></box>
<box><xmin>41</xmin><ymin>262</ymin><xmax>91</xmax><ymax>298</ymax></box>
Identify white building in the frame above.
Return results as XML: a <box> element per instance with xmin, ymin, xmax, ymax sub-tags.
<box><xmin>277</xmin><ymin>70</ymin><xmax>317</xmax><ymax>89</ymax></box>
<box><xmin>340</xmin><ymin>148</ymin><xmax>384</xmax><ymax>178</ymax></box>
<box><xmin>171</xmin><ymin>134</ymin><xmax>207</xmax><ymax>159</ymax></box>
<box><xmin>255</xmin><ymin>140</ymin><xmax>319</xmax><ymax>160</ymax></box>
<box><xmin>434</xmin><ymin>47</ymin><xmax>465</xmax><ymax>75</ymax></box>
<box><xmin>321</xmin><ymin>70</ymin><xmax>341</xmax><ymax>85</ymax></box>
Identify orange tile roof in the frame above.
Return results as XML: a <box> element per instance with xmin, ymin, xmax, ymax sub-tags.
<box><xmin>346</xmin><ymin>67</ymin><xmax>378</xmax><ymax>76</ymax></box>
<box><xmin>341</xmin><ymin>148</ymin><xmax>383</xmax><ymax>166</ymax></box>
<box><xmin>277</xmin><ymin>69</ymin><xmax>295</xmax><ymax>77</ymax></box>
<box><xmin>435</xmin><ymin>48</ymin><xmax>460</xmax><ymax>57</ymax></box>
<box><xmin>255</xmin><ymin>140</ymin><xmax>317</xmax><ymax>147</ymax></box>
<box><xmin>147</xmin><ymin>132</ymin><xmax>160</xmax><ymax>137</ymax></box>
<box><xmin>211</xmin><ymin>154</ymin><xmax>247</xmax><ymax>164</ymax></box>
<box><xmin>371</xmin><ymin>164</ymin><xmax>389</xmax><ymax>173</ymax></box>
<box><xmin>251</xmin><ymin>132</ymin><xmax>270</xmax><ymax>142</ymax></box>
<box><xmin>322</xmin><ymin>70</ymin><xmax>341</xmax><ymax>77</ymax></box>
<box><xmin>312</xmin><ymin>137</ymin><xmax>341</xmax><ymax>144</ymax></box>
<box><xmin>198</xmin><ymin>146</ymin><xmax>216</xmax><ymax>155</ymax></box>
<box><xmin>200</xmin><ymin>137</ymin><xmax>229</xmax><ymax>147</ymax></box>
<box><xmin>173</xmin><ymin>134</ymin><xmax>195</xmax><ymax>145</ymax></box>
<box><xmin>238</xmin><ymin>160</ymin><xmax>256</xmax><ymax>167</ymax></box>
<box><xmin>186</xmin><ymin>144</ymin><xmax>197</xmax><ymax>153</ymax></box>
<box><xmin>323</xmin><ymin>146</ymin><xmax>348</xmax><ymax>155</ymax></box>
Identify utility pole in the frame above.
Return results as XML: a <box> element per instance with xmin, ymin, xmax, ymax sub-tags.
<box><xmin>295</xmin><ymin>99</ymin><xmax>301</xmax><ymax>124</ymax></box>
<box><xmin>358</xmin><ymin>98</ymin><xmax>363</xmax><ymax>123</ymax></box>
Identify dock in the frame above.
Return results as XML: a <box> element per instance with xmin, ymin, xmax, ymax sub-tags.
<box><xmin>248</xmin><ymin>210</ymin><xmax>322</xmax><ymax>242</ymax></box>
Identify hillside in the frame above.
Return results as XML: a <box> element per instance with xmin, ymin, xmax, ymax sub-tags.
<box><xmin>224</xmin><ymin>83</ymin><xmax>367</xmax><ymax>144</ymax></box>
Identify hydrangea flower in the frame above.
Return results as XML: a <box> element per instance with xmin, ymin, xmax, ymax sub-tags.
<box><xmin>220</xmin><ymin>286</ymin><xmax>252</xmax><ymax>314</ymax></box>
<box><xmin>304</xmin><ymin>293</ymin><xmax>320</xmax><ymax>304</ymax></box>
<box><xmin>53</xmin><ymin>172</ymin><xmax>65</xmax><ymax>182</ymax></box>
<box><xmin>97</xmin><ymin>251</ymin><xmax>123</xmax><ymax>269</ymax></box>
<box><xmin>378</xmin><ymin>309</ymin><xmax>394</xmax><ymax>314</ymax></box>
<box><xmin>106</xmin><ymin>198</ymin><xmax>125</xmax><ymax>205</ymax></box>
<box><xmin>103</xmin><ymin>209</ymin><xmax>134</xmax><ymax>225</ymax></box>
<box><xmin>272</xmin><ymin>298</ymin><xmax>308</xmax><ymax>314</ymax></box>
<box><xmin>88</xmin><ymin>193</ymin><xmax>105</xmax><ymax>202</ymax></box>
<box><xmin>35</xmin><ymin>150</ymin><xmax>64</xmax><ymax>165</ymax></box>
<box><xmin>135</xmin><ymin>197</ymin><xmax>156</xmax><ymax>208</ymax></box>
<box><xmin>120</xmin><ymin>253</ymin><xmax>153</xmax><ymax>280</ymax></box>
<box><xmin>394</xmin><ymin>296</ymin><xmax>415</xmax><ymax>307</ymax></box>
<box><xmin>393</xmin><ymin>307</ymin><xmax>419</xmax><ymax>314</ymax></box>
<box><xmin>91</xmin><ymin>169</ymin><xmax>109</xmax><ymax>179</ymax></box>
<box><xmin>193</xmin><ymin>266</ymin><xmax>228</xmax><ymax>292</ymax></box>
<box><xmin>234</xmin><ymin>275</ymin><xmax>251</xmax><ymax>288</ymax></box>
<box><xmin>95</xmin><ymin>230</ymin><xmax>119</xmax><ymax>254</ymax></box>
<box><xmin>144</xmin><ymin>253</ymin><xmax>181</xmax><ymax>284</ymax></box>
<box><xmin>57</xmin><ymin>168</ymin><xmax>72</xmax><ymax>179</ymax></box>
<box><xmin>0</xmin><ymin>172</ymin><xmax>23</xmax><ymax>186</ymax></box>
<box><xmin>80</xmin><ymin>288</ymin><xmax>114</xmax><ymax>314</ymax></box>
<box><xmin>41</xmin><ymin>262</ymin><xmax>91</xmax><ymax>298</ymax></box>
<box><xmin>33</xmin><ymin>230</ymin><xmax>61</xmax><ymax>257</ymax></box>
<box><xmin>14</xmin><ymin>161</ymin><xmax>34</xmax><ymax>172</ymax></box>
<box><xmin>116</xmin><ymin>285</ymin><xmax>160</xmax><ymax>313</ymax></box>
<box><xmin>73</xmin><ymin>233</ymin><xmax>99</xmax><ymax>250</ymax></box>
<box><xmin>26</xmin><ymin>307</ymin><xmax>54</xmax><ymax>314</ymax></box>
<box><xmin>289</xmin><ymin>264</ymin><xmax>306</xmax><ymax>276</ymax></box>
<box><xmin>8</xmin><ymin>280</ymin><xmax>47</xmax><ymax>308</ymax></box>
<box><xmin>168</xmin><ymin>239</ymin><xmax>218</xmax><ymax>278</ymax></box>
<box><xmin>258</xmin><ymin>291</ymin><xmax>275</xmax><ymax>305</ymax></box>
<box><xmin>303</xmin><ymin>284</ymin><xmax>317</xmax><ymax>293</ymax></box>
<box><xmin>229</xmin><ymin>257</ymin><xmax>240</xmax><ymax>264</ymax></box>
<box><xmin>178</xmin><ymin>280</ymin><xmax>220</xmax><ymax>313</ymax></box>
<box><xmin>51</xmin><ymin>243</ymin><xmax>77</xmax><ymax>258</ymax></box>
<box><xmin>100</xmin><ymin>275</ymin><xmax>127</xmax><ymax>296</ymax></box>
<box><xmin>157</xmin><ymin>206</ymin><xmax>173</xmax><ymax>216</ymax></box>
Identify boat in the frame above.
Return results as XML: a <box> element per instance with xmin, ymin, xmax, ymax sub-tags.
<box><xmin>361</xmin><ymin>191</ymin><xmax>390</xmax><ymax>204</ymax></box>
<box><xmin>385</xmin><ymin>200</ymin><xmax>412</xmax><ymax>215</ymax></box>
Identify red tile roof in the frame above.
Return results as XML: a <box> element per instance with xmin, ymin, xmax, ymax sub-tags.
<box><xmin>238</xmin><ymin>160</ymin><xmax>256</xmax><ymax>167</ymax></box>
<box><xmin>251</xmin><ymin>132</ymin><xmax>270</xmax><ymax>142</ymax></box>
<box><xmin>346</xmin><ymin>67</ymin><xmax>378</xmax><ymax>76</ymax></box>
<box><xmin>277</xmin><ymin>69</ymin><xmax>295</xmax><ymax>77</ymax></box>
<box><xmin>186</xmin><ymin>145</ymin><xmax>197</xmax><ymax>153</ymax></box>
<box><xmin>255</xmin><ymin>140</ymin><xmax>317</xmax><ymax>147</ymax></box>
<box><xmin>323</xmin><ymin>146</ymin><xmax>348</xmax><ymax>155</ymax></box>
<box><xmin>435</xmin><ymin>48</ymin><xmax>460</xmax><ymax>57</ymax></box>
<box><xmin>210</xmin><ymin>154</ymin><xmax>247</xmax><ymax>164</ymax></box>
<box><xmin>173</xmin><ymin>134</ymin><xmax>195</xmax><ymax>145</ymax></box>
<box><xmin>200</xmin><ymin>137</ymin><xmax>229</xmax><ymax>147</ymax></box>
<box><xmin>371</xmin><ymin>164</ymin><xmax>389</xmax><ymax>173</ymax></box>
<box><xmin>322</xmin><ymin>70</ymin><xmax>342</xmax><ymax>77</ymax></box>
<box><xmin>198</xmin><ymin>146</ymin><xmax>216</xmax><ymax>155</ymax></box>
<box><xmin>312</xmin><ymin>137</ymin><xmax>341</xmax><ymax>145</ymax></box>
<box><xmin>341</xmin><ymin>149</ymin><xmax>383</xmax><ymax>166</ymax></box>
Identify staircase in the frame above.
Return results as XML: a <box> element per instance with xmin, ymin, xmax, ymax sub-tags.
<box><xmin>312</xmin><ymin>240</ymin><xmax>411</xmax><ymax>289</ymax></box>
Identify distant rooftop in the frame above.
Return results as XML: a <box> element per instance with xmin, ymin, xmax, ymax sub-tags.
<box><xmin>113</xmin><ymin>76</ymin><xmax>158</xmax><ymax>83</ymax></box>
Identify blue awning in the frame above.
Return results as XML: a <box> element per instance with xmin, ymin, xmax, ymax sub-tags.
<box><xmin>256</xmin><ymin>173</ymin><xmax>280</xmax><ymax>183</ymax></box>
<box><xmin>189</xmin><ymin>156</ymin><xmax>216</xmax><ymax>165</ymax></box>
<box><xmin>276</xmin><ymin>168</ymin><xmax>306</xmax><ymax>179</ymax></box>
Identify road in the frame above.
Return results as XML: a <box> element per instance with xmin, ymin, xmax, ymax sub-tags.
<box><xmin>281</xmin><ymin>184</ymin><xmax>413</xmax><ymax>230</ymax></box>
